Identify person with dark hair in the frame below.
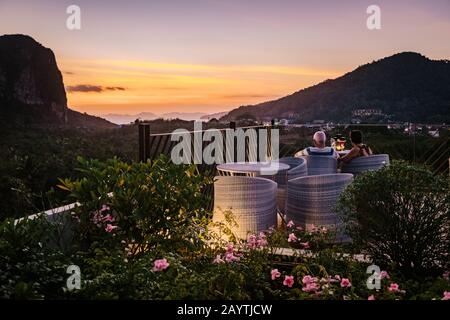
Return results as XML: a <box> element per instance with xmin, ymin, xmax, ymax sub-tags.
<box><xmin>339</xmin><ymin>130</ymin><xmax>372</xmax><ymax>163</ymax></box>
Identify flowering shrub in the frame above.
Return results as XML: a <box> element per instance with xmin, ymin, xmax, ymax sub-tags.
<box><xmin>1</xmin><ymin>157</ymin><xmax>449</xmax><ymax>300</ymax></box>
<box><xmin>58</xmin><ymin>156</ymin><xmax>213</xmax><ymax>253</ymax></box>
<box><xmin>2</xmin><ymin>213</ymin><xmax>449</xmax><ymax>299</ymax></box>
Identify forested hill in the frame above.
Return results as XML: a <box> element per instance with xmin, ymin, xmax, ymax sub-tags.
<box><xmin>223</xmin><ymin>52</ymin><xmax>450</xmax><ymax>123</ymax></box>
<box><xmin>0</xmin><ymin>34</ymin><xmax>115</xmax><ymax>129</ymax></box>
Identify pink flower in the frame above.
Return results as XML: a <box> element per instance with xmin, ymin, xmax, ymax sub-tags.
<box><xmin>92</xmin><ymin>211</ymin><xmax>103</xmax><ymax>225</ymax></box>
<box><xmin>105</xmin><ymin>224</ymin><xmax>117</xmax><ymax>233</ymax></box>
<box><xmin>247</xmin><ymin>234</ymin><xmax>257</xmax><ymax>249</ymax></box>
<box><xmin>334</xmin><ymin>275</ymin><xmax>341</xmax><ymax>281</ymax></box>
<box><xmin>368</xmin><ymin>295</ymin><xmax>376</xmax><ymax>300</ymax></box>
<box><xmin>213</xmin><ymin>255</ymin><xmax>225</xmax><ymax>264</ymax></box>
<box><xmin>283</xmin><ymin>275</ymin><xmax>294</xmax><ymax>288</ymax></box>
<box><xmin>296</xmin><ymin>226</ymin><xmax>303</xmax><ymax>231</ymax></box>
<box><xmin>103</xmin><ymin>214</ymin><xmax>115</xmax><ymax>223</ymax></box>
<box><xmin>288</xmin><ymin>233</ymin><xmax>297</xmax><ymax>243</ymax></box>
<box><xmin>287</xmin><ymin>220</ymin><xmax>295</xmax><ymax>228</ymax></box>
<box><xmin>302</xmin><ymin>275</ymin><xmax>316</xmax><ymax>285</ymax></box>
<box><xmin>327</xmin><ymin>276</ymin><xmax>338</xmax><ymax>283</ymax></box>
<box><xmin>258</xmin><ymin>239</ymin><xmax>268</xmax><ymax>247</ymax></box>
<box><xmin>300</xmin><ymin>242</ymin><xmax>310</xmax><ymax>249</ymax></box>
<box><xmin>340</xmin><ymin>278</ymin><xmax>352</xmax><ymax>288</ymax></box>
<box><xmin>152</xmin><ymin>258</ymin><xmax>170</xmax><ymax>272</ymax></box>
<box><xmin>267</xmin><ymin>226</ymin><xmax>275</xmax><ymax>234</ymax></box>
<box><xmin>100</xmin><ymin>204</ymin><xmax>110</xmax><ymax>213</ymax></box>
<box><xmin>302</xmin><ymin>282</ymin><xmax>319</xmax><ymax>292</ymax></box>
<box><xmin>257</xmin><ymin>233</ymin><xmax>268</xmax><ymax>248</ymax></box>
<box><xmin>225</xmin><ymin>252</ymin><xmax>239</xmax><ymax>262</ymax></box>
<box><xmin>246</xmin><ymin>232</ymin><xmax>268</xmax><ymax>248</ymax></box>
<box><xmin>226</xmin><ymin>243</ymin><xmax>234</xmax><ymax>254</ymax></box>
<box><xmin>380</xmin><ymin>271</ymin><xmax>390</xmax><ymax>279</ymax></box>
<box><xmin>442</xmin><ymin>291</ymin><xmax>450</xmax><ymax>300</ymax></box>
<box><xmin>321</xmin><ymin>227</ymin><xmax>328</xmax><ymax>233</ymax></box>
<box><xmin>301</xmin><ymin>275</ymin><xmax>319</xmax><ymax>292</ymax></box>
<box><xmin>271</xmin><ymin>269</ymin><xmax>281</xmax><ymax>280</ymax></box>
<box><xmin>388</xmin><ymin>283</ymin><xmax>399</xmax><ymax>292</ymax></box>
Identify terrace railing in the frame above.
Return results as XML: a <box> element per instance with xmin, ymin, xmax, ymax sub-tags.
<box><xmin>138</xmin><ymin>121</ymin><xmax>276</xmax><ymax>210</ymax></box>
<box><xmin>420</xmin><ymin>136</ymin><xmax>450</xmax><ymax>175</ymax></box>
<box><xmin>138</xmin><ymin>121</ymin><xmax>275</xmax><ymax>164</ymax></box>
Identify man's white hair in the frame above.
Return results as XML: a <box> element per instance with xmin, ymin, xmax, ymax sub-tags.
<box><xmin>313</xmin><ymin>131</ymin><xmax>326</xmax><ymax>143</ymax></box>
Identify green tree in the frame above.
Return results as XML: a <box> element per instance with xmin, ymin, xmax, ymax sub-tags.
<box><xmin>337</xmin><ymin>161</ymin><xmax>450</xmax><ymax>278</ymax></box>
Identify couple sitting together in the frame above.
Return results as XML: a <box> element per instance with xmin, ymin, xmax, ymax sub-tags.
<box><xmin>294</xmin><ymin>130</ymin><xmax>372</xmax><ymax>164</ymax></box>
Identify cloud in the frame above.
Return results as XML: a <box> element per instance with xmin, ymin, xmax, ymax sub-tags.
<box><xmin>66</xmin><ymin>84</ymin><xmax>126</xmax><ymax>93</ymax></box>
<box><xmin>66</xmin><ymin>85</ymin><xmax>103</xmax><ymax>93</ymax></box>
<box><xmin>105</xmin><ymin>86</ymin><xmax>126</xmax><ymax>91</ymax></box>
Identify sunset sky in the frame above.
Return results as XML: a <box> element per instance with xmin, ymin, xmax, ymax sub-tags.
<box><xmin>1</xmin><ymin>0</ymin><xmax>449</xmax><ymax>116</ymax></box>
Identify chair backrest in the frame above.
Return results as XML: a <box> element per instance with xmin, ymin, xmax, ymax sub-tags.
<box><xmin>287</xmin><ymin>158</ymin><xmax>308</xmax><ymax>181</ymax></box>
<box><xmin>213</xmin><ymin>176</ymin><xmax>277</xmax><ymax>239</ymax></box>
<box><xmin>341</xmin><ymin>154</ymin><xmax>390</xmax><ymax>176</ymax></box>
<box><xmin>273</xmin><ymin>157</ymin><xmax>308</xmax><ymax>215</ymax></box>
<box><xmin>300</xmin><ymin>155</ymin><xmax>337</xmax><ymax>176</ymax></box>
<box><xmin>274</xmin><ymin>157</ymin><xmax>307</xmax><ymax>186</ymax></box>
<box><xmin>285</xmin><ymin>173</ymin><xmax>353</xmax><ymax>242</ymax></box>
<box><xmin>278</xmin><ymin>156</ymin><xmax>303</xmax><ymax>168</ymax></box>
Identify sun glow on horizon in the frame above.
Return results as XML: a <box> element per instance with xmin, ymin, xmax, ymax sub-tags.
<box><xmin>60</xmin><ymin>58</ymin><xmax>343</xmax><ymax>115</ymax></box>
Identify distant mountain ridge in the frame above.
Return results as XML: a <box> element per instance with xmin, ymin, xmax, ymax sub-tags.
<box><xmin>223</xmin><ymin>52</ymin><xmax>450</xmax><ymax>123</ymax></box>
<box><xmin>102</xmin><ymin>112</ymin><xmax>158</xmax><ymax>124</ymax></box>
<box><xmin>162</xmin><ymin>112</ymin><xmax>207</xmax><ymax>121</ymax></box>
<box><xmin>0</xmin><ymin>34</ymin><xmax>115</xmax><ymax>128</ymax></box>
<box><xmin>200</xmin><ymin>111</ymin><xmax>229</xmax><ymax>120</ymax></box>
<box><xmin>102</xmin><ymin>112</ymin><xmax>212</xmax><ymax>124</ymax></box>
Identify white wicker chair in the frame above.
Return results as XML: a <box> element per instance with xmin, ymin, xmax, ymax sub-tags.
<box><xmin>213</xmin><ymin>176</ymin><xmax>278</xmax><ymax>239</ymax></box>
<box><xmin>341</xmin><ymin>154</ymin><xmax>390</xmax><ymax>176</ymax></box>
<box><xmin>274</xmin><ymin>157</ymin><xmax>308</xmax><ymax>214</ymax></box>
<box><xmin>285</xmin><ymin>174</ymin><xmax>353</xmax><ymax>242</ymax></box>
<box><xmin>300</xmin><ymin>155</ymin><xmax>337</xmax><ymax>175</ymax></box>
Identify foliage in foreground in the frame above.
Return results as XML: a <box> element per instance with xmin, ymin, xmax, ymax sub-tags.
<box><xmin>337</xmin><ymin>161</ymin><xmax>450</xmax><ymax>278</ymax></box>
<box><xmin>0</xmin><ymin>157</ymin><xmax>449</xmax><ymax>300</ymax></box>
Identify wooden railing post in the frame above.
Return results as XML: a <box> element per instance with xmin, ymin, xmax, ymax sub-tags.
<box><xmin>139</xmin><ymin>124</ymin><xmax>145</xmax><ymax>162</ymax></box>
<box><xmin>267</xmin><ymin>120</ymin><xmax>275</xmax><ymax>159</ymax></box>
<box><xmin>229</xmin><ymin>121</ymin><xmax>236</xmax><ymax>162</ymax></box>
<box><xmin>144</xmin><ymin>124</ymin><xmax>151</xmax><ymax>161</ymax></box>
<box><xmin>256</xmin><ymin>126</ymin><xmax>260</xmax><ymax>162</ymax></box>
<box><xmin>138</xmin><ymin>123</ymin><xmax>151</xmax><ymax>162</ymax></box>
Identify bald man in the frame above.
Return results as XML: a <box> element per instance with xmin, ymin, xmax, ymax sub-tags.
<box><xmin>294</xmin><ymin>131</ymin><xmax>339</xmax><ymax>159</ymax></box>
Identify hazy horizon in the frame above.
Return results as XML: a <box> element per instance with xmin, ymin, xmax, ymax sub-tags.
<box><xmin>101</xmin><ymin>110</ymin><xmax>216</xmax><ymax>124</ymax></box>
<box><xmin>1</xmin><ymin>0</ymin><xmax>449</xmax><ymax>116</ymax></box>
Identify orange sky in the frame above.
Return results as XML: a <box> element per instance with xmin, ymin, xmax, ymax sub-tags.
<box><xmin>60</xmin><ymin>58</ymin><xmax>342</xmax><ymax>114</ymax></box>
<box><xmin>1</xmin><ymin>0</ymin><xmax>449</xmax><ymax>116</ymax></box>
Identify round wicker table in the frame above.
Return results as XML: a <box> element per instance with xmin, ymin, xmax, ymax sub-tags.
<box><xmin>217</xmin><ymin>162</ymin><xmax>290</xmax><ymax>177</ymax></box>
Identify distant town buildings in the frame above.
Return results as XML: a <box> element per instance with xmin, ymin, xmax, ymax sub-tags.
<box><xmin>351</xmin><ymin>109</ymin><xmax>383</xmax><ymax>117</ymax></box>
<box><xmin>351</xmin><ymin>108</ymin><xmax>388</xmax><ymax>123</ymax></box>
